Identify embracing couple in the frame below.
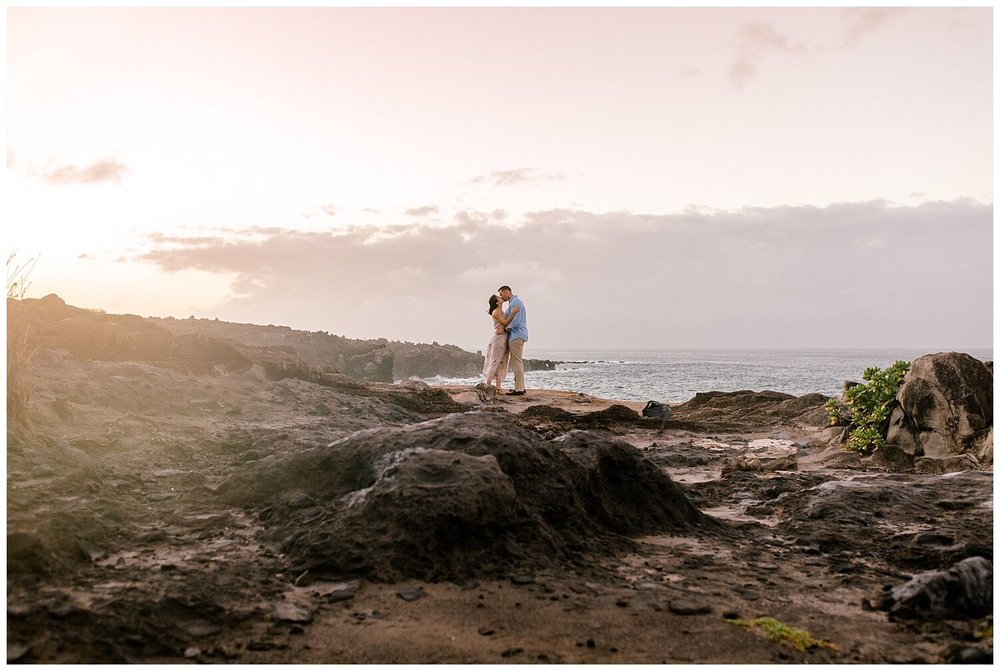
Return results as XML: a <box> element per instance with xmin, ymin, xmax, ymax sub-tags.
<box><xmin>482</xmin><ymin>285</ymin><xmax>528</xmax><ymax>396</ymax></box>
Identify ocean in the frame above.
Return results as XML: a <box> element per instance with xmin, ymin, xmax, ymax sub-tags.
<box><xmin>423</xmin><ymin>348</ymin><xmax>994</xmax><ymax>404</ymax></box>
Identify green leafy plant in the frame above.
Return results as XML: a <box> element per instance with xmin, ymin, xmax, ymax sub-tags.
<box><xmin>824</xmin><ymin>360</ymin><xmax>911</xmax><ymax>454</ymax></box>
<box><xmin>725</xmin><ymin>616</ymin><xmax>835</xmax><ymax>652</ymax></box>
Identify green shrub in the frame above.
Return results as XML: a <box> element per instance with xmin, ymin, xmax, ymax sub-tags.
<box><xmin>824</xmin><ymin>360</ymin><xmax>910</xmax><ymax>454</ymax></box>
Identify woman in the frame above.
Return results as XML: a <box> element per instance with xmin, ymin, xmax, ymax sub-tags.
<box><xmin>482</xmin><ymin>294</ymin><xmax>520</xmax><ymax>393</ymax></box>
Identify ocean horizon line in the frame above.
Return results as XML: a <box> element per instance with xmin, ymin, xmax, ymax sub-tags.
<box><xmin>519</xmin><ymin>346</ymin><xmax>994</xmax><ymax>358</ymax></box>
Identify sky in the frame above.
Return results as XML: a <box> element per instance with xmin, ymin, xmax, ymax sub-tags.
<box><xmin>4</xmin><ymin>6</ymin><xmax>994</xmax><ymax>352</ymax></box>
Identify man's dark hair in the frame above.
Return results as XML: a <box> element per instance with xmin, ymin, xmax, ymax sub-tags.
<box><xmin>498</xmin><ymin>285</ymin><xmax>511</xmax><ymax>293</ymax></box>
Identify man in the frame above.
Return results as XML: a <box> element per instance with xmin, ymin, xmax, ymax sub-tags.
<box><xmin>497</xmin><ymin>285</ymin><xmax>527</xmax><ymax>395</ymax></box>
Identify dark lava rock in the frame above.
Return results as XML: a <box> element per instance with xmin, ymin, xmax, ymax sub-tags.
<box><xmin>218</xmin><ymin>412</ymin><xmax>714</xmax><ymax>581</ymax></box>
<box><xmin>519</xmin><ymin>404</ymin><xmax>650</xmax><ymax>433</ymax></box>
<box><xmin>579</xmin><ymin>404</ymin><xmax>642</xmax><ymax>425</ymax></box>
<box><xmin>879</xmin><ymin>556</ymin><xmax>992</xmax><ymax>620</ymax></box>
<box><xmin>519</xmin><ymin>405</ymin><xmax>576</xmax><ymax>424</ymax></box>
<box><xmin>673</xmin><ymin>390</ymin><xmax>830</xmax><ymax>429</ymax></box>
<box><xmin>745</xmin><ymin>471</ymin><xmax>992</xmax><ymax>570</ymax></box>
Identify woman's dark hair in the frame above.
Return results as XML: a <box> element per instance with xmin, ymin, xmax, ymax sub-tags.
<box><xmin>488</xmin><ymin>295</ymin><xmax>500</xmax><ymax>314</ymax></box>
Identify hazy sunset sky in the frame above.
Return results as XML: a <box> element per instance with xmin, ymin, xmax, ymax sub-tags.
<box><xmin>5</xmin><ymin>6</ymin><xmax>993</xmax><ymax>351</ymax></box>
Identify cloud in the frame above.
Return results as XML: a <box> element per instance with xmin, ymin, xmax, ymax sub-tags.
<box><xmin>456</xmin><ymin>261</ymin><xmax>565</xmax><ymax>286</ymax></box>
<box><xmin>725</xmin><ymin>8</ymin><xmax>906</xmax><ymax>89</ymax></box>
<box><xmin>301</xmin><ymin>203</ymin><xmax>337</xmax><ymax>219</ymax></box>
<box><xmin>43</xmin><ymin>156</ymin><xmax>129</xmax><ymax>185</ymax></box>
<box><xmin>471</xmin><ymin>168</ymin><xmax>567</xmax><ymax>187</ymax></box>
<box><xmin>840</xmin><ymin>8</ymin><xmax>906</xmax><ymax>47</ymax></box>
<box><xmin>454</xmin><ymin>209</ymin><xmax>508</xmax><ymax>228</ymax></box>
<box><xmin>405</xmin><ymin>205</ymin><xmax>439</xmax><ymax>217</ymax></box>
<box><xmin>728</xmin><ymin>22</ymin><xmax>807</xmax><ymax>90</ymax></box>
<box><xmin>133</xmin><ymin>199</ymin><xmax>992</xmax><ymax>350</ymax></box>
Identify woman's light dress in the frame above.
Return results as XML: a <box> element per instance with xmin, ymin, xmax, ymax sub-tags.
<box><xmin>482</xmin><ymin>316</ymin><xmax>510</xmax><ymax>387</ymax></box>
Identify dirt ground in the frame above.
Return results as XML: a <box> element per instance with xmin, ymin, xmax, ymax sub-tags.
<box><xmin>6</xmin><ymin>361</ymin><xmax>993</xmax><ymax>664</ymax></box>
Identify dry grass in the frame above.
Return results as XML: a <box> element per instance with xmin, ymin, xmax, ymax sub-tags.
<box><xmin>7</xmin><ymin>253</ymin><xmax>38</xmax><ymax>433</ymax></box>
<box><xmin>7</xmin><ymin>299</ymin><xmax>37</xmax><ymax>432</ymax></box>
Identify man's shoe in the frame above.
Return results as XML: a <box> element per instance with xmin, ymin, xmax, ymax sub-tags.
<box><xmin>505</xmin><ymin>390</ymin><xmax>526</xmax><ymax>396</ymax></box>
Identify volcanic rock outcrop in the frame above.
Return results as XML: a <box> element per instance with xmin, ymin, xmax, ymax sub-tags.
<box><xmin>11</xmin><ymin>295</ymin><xmax>556</xmax><ymax>384</ymax></box>
<box><xmin>218</xmin><ymin>412</ymin><xmax>715</xmax><ymax>582</ymax></box>
<box><xmin>886</xmin><ymin>352</ymin><xmax>993</xmax><ymax>464</ymax></box>
<box><xmin>152</xmin><ymin>315</ymin><xmax>557</xmax><ymax>382</ymax></box>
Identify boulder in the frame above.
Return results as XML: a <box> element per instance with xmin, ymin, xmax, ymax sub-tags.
<box><xmin>879</xmin><ymin>556</ymin><xmax>992</xmax><ymax>620</ymax></box>
<box><xmin>217</xmin><ymin>412</ymin><xmax>713</xmax><ymax>581</ymax></box>
<box><xmin>886</xmin><ymin>353</ymin><xmax>992</xmax><ymax>464</ymax></box>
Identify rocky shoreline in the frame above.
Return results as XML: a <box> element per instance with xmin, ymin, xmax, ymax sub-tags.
<box><xmin>149</xmin><ymin>312</ymin><xmax>557</xmax><ymax>381</ymax></box>
<box><xmin>6</xmin><ymin>296</ymin><xmax>993</xmax><ymax>663</ymax></box>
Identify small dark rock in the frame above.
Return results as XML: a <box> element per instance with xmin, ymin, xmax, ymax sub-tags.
<box><xmin>642</xmin><ymin>401</ymin><xmax>672</xmax><ymax>419</ymax></box>
<box><xmin>668</xmin><ymin>599</ymin><xmax>713</xmax><ymax>616</ymax></box>
<box><xmin>313</xmin><ymin>580</ymin><xmax>361</xmax><ymax>603</ymax></box>
<box><xmin>914</xmin><ymin>531</ymin><xmax>956</xmax><ymax>547</ymax></box>
<box><xmin>247</xmin><ymin>640</ymin><xmax>276</xmax><ymax>651</ymax></box>
<box><xmin>396</xmin><ymin>587</ymin><xmax>425</xmax><ymax>602</ymax></box>
<box><xmin>944</xmin><ymin>646</ymin><xmax>993</xmax><ymax>664</ymax></box>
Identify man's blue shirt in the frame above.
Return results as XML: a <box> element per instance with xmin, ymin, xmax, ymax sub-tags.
<box><xmin>505</xmin><ymin>295</ymin><xmax>528</xmax><ymax>342</ymax></box>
